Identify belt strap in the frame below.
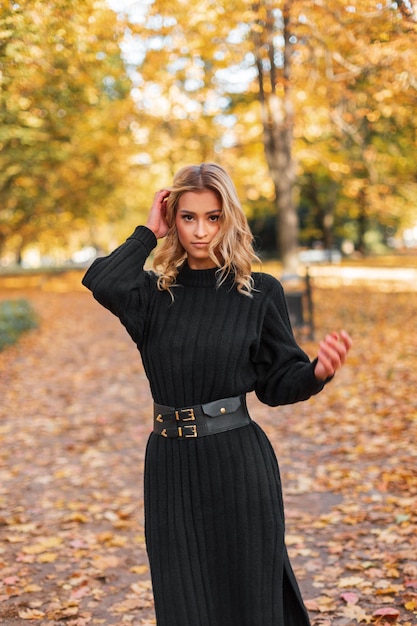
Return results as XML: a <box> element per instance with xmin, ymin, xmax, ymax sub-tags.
<box><xmin>153</xmin><ymin>395</ymin><xmax>250</xmax><ymax>438</ymax></box>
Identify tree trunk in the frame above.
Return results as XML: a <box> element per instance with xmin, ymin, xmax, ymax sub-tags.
<box><xmin>356</xmin><ymin>188</ymin><xmax>367</xmax><ymax>255</ymax></box>
<box><xmin>252</xmin><ymin>0</ymin><xmax>299</xmax><ymax>274</ymax></box>
<box><xmin>261</xmin><ymin>90</ymin><xmax>298</xmax><ymax>272</ymax></box>
<box><xmin>396</xmin><ymin>0</ymin><xmax>417</xmax><ymax>22</ymax></box>
<box><xmin>322</xmin><ymin>181</ymin><xmax>337</xmax><ymax>251</ymax></box>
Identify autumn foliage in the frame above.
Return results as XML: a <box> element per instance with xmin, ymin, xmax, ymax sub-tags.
<box><xmin>2</xmin><ymin>0</ymin><xmax>417</xmax><ymax>263</ymax></box>
<box><xmin>0</xmin><ymin>273</ymin><xmax>416</xmax><ymax>625</ymax></box>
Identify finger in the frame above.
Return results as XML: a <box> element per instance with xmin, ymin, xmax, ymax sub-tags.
<box><xmin>316</xmin><ymin>330</ymin><xmax>352</xmax><ymax>380</ymax></box>
<box><xmin>333</xmin><ymin>336</ymin><xmax>351</xmax><ymax>365</ymax></box>
<box><xmin>340</xmin><ymin>330</ymin><xmax>353</xmax><ymax>351</ymax></box>
<box><xmin>316</xmin><ymin>350</ymin><xmax>336</xmax><ymax>378</ymax></box>
<box><xmin>321</xmin><ymin>336</ymin><xmax>342</xmax><ymax>364</ymax></box>
<box><xmin>326</xmin><ymin>332</ymin><xmax>351</xmax><ymax>361</ymax></box>
<box><xmin>319</xmin><ymin>341</ymin><xmax>343</xmax><ymax>372</ymax></box>
<box><xmin>150</xmin><ymin>191</ymin><xmax>169</xmax><ymax>215</ymax></box>
<box><xmin>160</xmin><ymin>201</ymin><xmax>167</xmax><ymax>222</ymax></box>
<box><xmin>153</xmin><ymin>189</ymin><xmax>168</xmax><ymax>200</ymax></box>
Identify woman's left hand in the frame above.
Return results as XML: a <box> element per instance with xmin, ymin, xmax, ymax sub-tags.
<box><xmin>314</xmin><ymin>330</ymin><xmax>353</xmax><ymax>381</ymax></box>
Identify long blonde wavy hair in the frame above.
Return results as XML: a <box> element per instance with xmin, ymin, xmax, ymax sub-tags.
<box><xmin>153</xmin><ymin>163</ymin><xmax>260</xmax><ymax>297</ymax></box>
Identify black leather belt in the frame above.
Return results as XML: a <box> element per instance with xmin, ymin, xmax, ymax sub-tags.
<box><xmin>153</xmin><ymin>395</ymin><xmax>251</xmax><ymax>438</ymax></box>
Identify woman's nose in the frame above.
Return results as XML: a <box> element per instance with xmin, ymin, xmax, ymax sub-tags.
<box><xmin>194</xmin><ymin>220</ymin><xmax>206</xmax><ymax>238</ymax></box>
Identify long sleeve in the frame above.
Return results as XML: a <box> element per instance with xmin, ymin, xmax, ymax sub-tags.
<box><xmin>83</xmin><ymin>242</ymin><xmax>328</xmax><ymax>409</ymax></box>
<box><xmin>252</xmin><ymin>277</ymin><xmax>326</xmax><ymax>406</ymax></box>
<box><xmin>82</xmin><ymin>226</ymin><xmax>157</xmax><ymax>345</ymax></box>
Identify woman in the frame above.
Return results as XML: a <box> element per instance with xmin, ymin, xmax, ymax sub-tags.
<box><xmin>82</xmin><ymin>163</ymin><xmax>352</xmax><ymax>626</ymax></box>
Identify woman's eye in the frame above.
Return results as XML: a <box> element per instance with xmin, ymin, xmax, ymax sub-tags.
<box><xmin>181</xmin><ymin>213</ymin><xmax>220</xmax><ymax>222</ymax></box>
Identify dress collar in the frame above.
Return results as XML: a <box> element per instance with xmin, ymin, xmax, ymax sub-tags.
<box><xmin>176</xmin><ymin>262</ymin><xmax>219</xmax><ymax>288</ymax></box>
<box><xmin>176</xmin><ymin>262</ymin><xmax>238</xmax><ymax>289</ymax></box>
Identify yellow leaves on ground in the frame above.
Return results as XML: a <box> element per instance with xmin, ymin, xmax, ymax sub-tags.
<box><xmin>18</xmin><ymin>608</ymin><xmax>46</xmax><ymax>620</ymax></box>
<box><xmin>251</xmin><ymin>284</ymin><xmax>417</xmax><ymax>626</ymax></box>
<box><xmin>21</xmin><ymin>536</ymin><xmax>63</xmax><ymax>562</ymax></box>
<box><xmin>1</xmin><ymin>283</ymin><xmax>417</xmax><ymax>625</ymax></box>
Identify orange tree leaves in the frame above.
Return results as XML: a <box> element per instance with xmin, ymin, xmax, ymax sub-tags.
<box><xmin>0</xmin><ymin>0</ymin><xmax>139</xmax><ymax>258</ymax></box>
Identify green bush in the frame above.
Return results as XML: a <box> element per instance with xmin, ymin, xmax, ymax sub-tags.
<box><xmin>0</xmin><ymin>299</ymin><xmax>38</xmax><ymax>351</ymax></box>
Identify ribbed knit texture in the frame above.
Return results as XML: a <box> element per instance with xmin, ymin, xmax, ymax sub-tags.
<box><xmin>83</xmin><ymin>226</ymin><xmax>326</xmax><ymax>626</ymax></box>
<box><xmin>144</xmin><ymin>424</ymin><xmax>309</xmax><ymax>626</ymax></box>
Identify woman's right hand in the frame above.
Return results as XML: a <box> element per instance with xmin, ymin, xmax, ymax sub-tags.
<box><xmin>145</xmin><ymin>190</ymin><xmax>171</xmax><ymax>239</ymax></box>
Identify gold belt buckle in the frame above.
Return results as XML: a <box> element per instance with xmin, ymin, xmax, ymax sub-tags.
<box><xmin>178</xmin><ymin>424</ymin><xmax>198</xmax><ymax>438</ymax></box>
<box><xmin>175</xmin><ymin>407</ymin><xmax>195</xmax><ymax>421</ymax></box>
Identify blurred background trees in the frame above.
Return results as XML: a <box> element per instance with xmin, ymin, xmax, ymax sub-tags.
<box><xmin>0</xmin><ymin>0</ymin><xmax>138</xmax><ymax>263</ymax></box>
<box><xmin>1</xmin><ymin>0</ymin><xmax>417</xmax><ymax>268</ymax></box>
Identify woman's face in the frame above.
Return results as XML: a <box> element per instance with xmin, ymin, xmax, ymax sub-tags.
<box><xmin>175</xmin><ymin>189</ymin><xmax>222</xmax><ymax>269</ymax></box>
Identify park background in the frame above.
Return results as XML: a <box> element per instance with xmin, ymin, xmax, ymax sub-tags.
<box><xmin>1</xmin><ymin>1</ymin><xmax>417</xmax><ymax>625</ymax></box>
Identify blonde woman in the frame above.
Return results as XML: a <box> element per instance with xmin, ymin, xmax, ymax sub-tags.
<box><xmin>83</xmin><ymin>163</ymin><xmax>351</xmax><ymax>626</ymax></box>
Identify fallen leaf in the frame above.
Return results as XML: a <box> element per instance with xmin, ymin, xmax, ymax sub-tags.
<box><xmin>340</xmin><ymin>591</ymin><xmax>359</xmax><ymax>604</ymax></box>
<box><xmin>339</xmin><ymin>603</ymin><xmax>372</xmax><ymax>622</ymax></box>
<box><xmin>372</xmin><ymin>607</ymin><xmax>400</xmax><ymax>622</ymax></box>
<box><xmin>404</xmin><ymin>599</ymin><xmax>417</xmax><ymax>610</ymax></box>
<box><xmin>18</xmin><ymin>608</ymin><xmax>46</xmax><ymax>619</ymax></box>
<box><xmin>338</xmin><ymin>576</ymin><xmax>366</xmax><ymax>588</ymax></box>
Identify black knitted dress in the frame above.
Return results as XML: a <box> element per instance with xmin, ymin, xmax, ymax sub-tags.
<box><xmin>82</xmin><ymin>226</ymin><xmax>326</xmax><ymax>626</ymax></box>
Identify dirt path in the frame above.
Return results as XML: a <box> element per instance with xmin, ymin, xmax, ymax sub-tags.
<box><xmin>1</xmin><ymin>285</ymin><xmax>417</xmax><ymax>625</ymax></box>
